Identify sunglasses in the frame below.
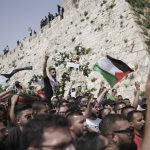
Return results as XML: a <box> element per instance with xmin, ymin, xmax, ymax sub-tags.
<box><xmin>113</xmin><ymin>127</ymin><xmax>134</xmax><ymax>137</ymax></box>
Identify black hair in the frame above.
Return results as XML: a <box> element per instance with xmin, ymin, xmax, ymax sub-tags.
<box><xmin>32</xmin><ymin>101</ymin><xmax>48</xmax><ymax>113</ymax></box>
<box><xmin>22</xmin><ymin>114</ymin><xmax>70</xmax><ymax>150</ymax></box>
<box><xmin>48</xmin><ymin>66</ymin><xmax>56</xmax><ymax>72</ymax></box>
<box><xmin>76</xmin><ymin>132</ymin><xmax>105</xmax><ymax>150</ymax></box>
<box><xmin>121</xmin><ymin>106</ymin><xmax>135</xmax><ymax>118</ymax></box>
<box><xmin>127</xmin><ymin>110</ymin><xmax>143</xmax><ymax>122</ymax></box>
<box><xmin>114</xmin><ymin>102</ymin><xmax>126</xmax><ymax>112</ymax></box>
<box><xmin>66</xmin><ymin>110</ymin><xmax>83</xmax><ymax>122</ymax></box>
<box><xmin>58</xmin><ymin>100</ymin><xmax>69</xmax><ymax>108</ymax></box>
<box><xmin>14</xmin><ymin>103</ymin><xmax>33</xmax><ymax>117</ymax></box>
<box><xmin>100</xmin><ymin>114</ymin><xmax>127</xmax><ymax>135</ymax></box>
<box><xmin>101</xmin><ymin>99</ymin><xmax>115</xmax><ymax>107</ymax></box>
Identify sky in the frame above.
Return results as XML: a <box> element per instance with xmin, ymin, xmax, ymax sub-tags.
<box><xmin>0</xmin><ymin>0</ymin><xmax>63</xmax><ymax>54</ymax></box>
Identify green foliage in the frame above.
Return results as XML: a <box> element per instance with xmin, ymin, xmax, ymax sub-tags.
<box><xmin>55</xmin><ymin>71</ymin><xmax>71</xmax><ymax>96</ymax></box>
<box><xmin>52</xmin><ymin>52</ymin><xmax>70</xmax><ymax>67</ymax></box>
<box><xmin>143</xmin><ymin>18</ymin><xmax>150</xmax><ymax>29</ymax></box>
<box><xmin>147</xmin><ymin>49</ymin><xmax>150</xmax><ymax>54</ymax></box>
<box><xmin>140</xmin><ymin>91</ymin><xmax>146</xmax><ymax>97</ymax></box>
<box><xmin>143</xmin><ymin>29</ymin><xmax>148</xmax><ymax>36</ymax></box>
<box><xmin>19</xmin><ymin>56</ymin><xmax>24</xmax><ymax>60</ymax></box>
<box><xmin>72</xmin><ymin>37</ymin><xmax>76</xmax><ymax>42</ymax></box>
<box><xmin>136</xmin><ymin>20</ymin><xmax>142</xmax><ymax>25</ymax></box>
<box><xmin>80</xmin><ymin>19</ymin><xmax>85</xmax><ymax>22</ymax></box>
<box><xmin>90</xmin><ymin>20</ymin><xmax>94</xmax><ymax>24</ymax></box>
<box><xmin>126</xmin><ymin>0</ymin><xmax>149</xmax><ymax>9</ymax></box>
<box><xmin>120</xmin><ymin>15</ymin><xmax>123</xmax><ymax>19</ymax></box>
<box><xmin>91</xmin><ymin>78</ymin><xmax>97</xmax><ymax>82</ymax></box>
<box><xmin>124</xmin><ymin>39</ymin><xmax>128</xmax><ymax>43</ymax></box>
<box><xmin>145</xmin><ymin>40</ymin><xmax>150</xmax><ymax>47</ymax></box>
<box><xmin>80</xmin><ymin>62</ymin><xmax>91</xmax><ymax>77</ymax></box>
<box><xmin>74</xmin><ymin>45</ymin><xmax>92</xmax><ymax>55</ymax></box>
<box><xmin>12</xmin><ymin>60</ymin><xmax>16</xmax><ymax>68</ymax></box>
<box><xmin>109</xmin><ymin>3</ymin><xmax>116</xmax><ymax>9</ymax></box>
<box><xmin>101</xmin><ymin>0</ymin><xmax>107</xmax><ymax>6</ymax></box>
<box><xmin>120</xmin><ymin>21</ymin><xmax>123</xmax><ymax>28</ymax></box>
<box><xmin>84</xmin><ymin>11</ymin><xmax>88</xmax><ymax>17</ymax></box>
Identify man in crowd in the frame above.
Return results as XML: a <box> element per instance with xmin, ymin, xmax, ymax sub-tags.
<box><xmin>100</xmin><ymin>114</ymin><xmax>137</xmax><ymax>150</ymax></box>
<box><xmin>0</xmin><ymin>120</ymin><xmax>8</xmax><ymax>150</ymax></box>
<box><xmin>127</xmin><ymin>110</ymin><xmax>145</xmax><ymax>150</ymax></box>
<box><xmin>5</xmin><ymin>95</ymin><xmax>33</xmax><ymax>150</ymax></box>
<box><xmin>107</xmin><ymin>89</ymin><xmax>117</xmax><ymax>101</ymax></box>
<box><xmin>57</xmin><ymin>100</ymin><xmax>69</xmax><ymax>116</ymax></box>
<box><xmin>43</xmin><ymin>53</ymin><xmax>58</xmax><ymax>102</ymax></box>
<box><xmin>21</xmin><ymin>114</ymin><xmax>76</xmax><ymax>150</ymax></box>
<box><xmin>66</xmin><ymin>110</ymin><xmax>86</xmax><ymax>138</ymax></box>
<box><xmin>32</xmin><ymin>101</ymin><xmax>49</xmax><ymax>116</ymax></box>
<box><xmin>86</xmin><ymin>100</ymin><xmax>101</xmax><ymax>132</ymax></box>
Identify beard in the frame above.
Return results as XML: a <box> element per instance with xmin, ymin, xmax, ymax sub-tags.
<box><xmin>119</xmin><ymin>141</ymin><xmax>137</xmax><ymax>150</ymax></box>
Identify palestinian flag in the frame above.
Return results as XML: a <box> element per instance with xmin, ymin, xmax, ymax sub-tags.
<box><xmin>93</xmin><ymin>55</ymin><xmax>133</xmax><ymax>87</ymax></box>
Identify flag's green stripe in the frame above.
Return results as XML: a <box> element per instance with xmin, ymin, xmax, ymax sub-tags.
<box><xmin>93</xmin><ymin>63</ymin><xmax>117</xmax><ymax>87</ymax></box>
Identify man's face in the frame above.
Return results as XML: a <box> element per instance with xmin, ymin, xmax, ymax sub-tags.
<box><xmin>17</xmin><ymin>108</ymin><xmax>33</xmax><ymax>126</ymax></box>
<box><xmin>91</xmin><ymin>102</ymin><xmax>100</xmax><ymax>117</ymax></box>
<box><xmin>39</xmin><ymin>128</ymin><xmax>76</xmax><ymax>150</ymax></box>
<box><xmin>58</xmin><ymin>106</ymin><xmax>68</xmax><ymax>116</ymax></box>
<box><xmin>115</xmin><ymin>103</ymin><xmax>126</xmax><ymax>114</ymax></box>
<box><xmin>50</xmin><ymin>69</ymin><xmax>56</xmax><ymax>79</ymax></box>
<box><xmin>112</xmin><ymin>90</ymin><xmax>117</xmax><ymax>96</ymax></box>
<box><xmin>0</xmin><ymin>122</ymin><xmax>8</xmax><ymax>141</ymax></box>
<box><xmin>71</xmin><ymin>115</ymin><xmax>86</xmax><ymax>136</ymax></box>
<box><xmin>132</xmin><ymin>112</ymin><xmax>145</xmax><ymax>132</ymax></box>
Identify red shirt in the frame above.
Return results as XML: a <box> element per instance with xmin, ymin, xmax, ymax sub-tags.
<box><xmin>134</xmin><ymin>133</ymin><xmax>143</xmax><ymax>150</ymax></box>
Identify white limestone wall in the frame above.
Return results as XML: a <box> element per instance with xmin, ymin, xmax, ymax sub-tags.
<box><xmin>0</xmin><ymin>0</ymin><xmax>149</xmax><ymax>99</ymax></box>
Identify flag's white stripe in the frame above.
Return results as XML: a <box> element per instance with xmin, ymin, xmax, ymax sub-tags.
<box><xmin>97</xmin><ymin>57</ymin><xmax>122</xmax><ymax>75</ymax></box>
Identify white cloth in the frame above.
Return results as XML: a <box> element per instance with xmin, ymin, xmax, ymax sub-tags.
<box><xmin>49</xmin><ymin>77</ymin><xmax>59</xmax><ymax>93</ymax></box>
<box><xmin>0</xmin><ymin>75</ymin><xmax>8</xmax><ymax>85</ymax></box>
<box><xmin>86</xmin><ymin>118</ymin><xmax>101</xmax><ymax>132</ymax></box>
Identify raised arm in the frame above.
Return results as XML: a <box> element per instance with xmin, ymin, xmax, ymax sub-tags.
<box><xmin>97</xmin><ymin>87</ymin><xmax>108</xmax><ymax>103</ymax></box>
<box><xmin>132</xmin><ymin>81</ymin><xmax>140</xmax><ymax>108</ymax></box>
<box><xmin>42</xmin><ymin>53</ymin><xmax>53</xmax><ymax>107</ymax></box>
<box><xmin>9</xmin><ymin>95</ymin><xmax>19</xmax><ymax>125</ymax></box>
<box><xmin>0</xmin><ymin>89</ymin><xmax>12</xmax><ymax>101</ymax></box>
<box><xmin>43</xmin><ymin>54</ymin><xmax>49</xmax><ymax>78</ymax></box>
<box><xmin>66</xmin><ymin>81</ymin><xmax>75</xmax><ymax>98</ymax></box>
<box><xmin>141</xmin><ymin>73</ymin><xmax>150</xmax><ymax>150</ymax></box>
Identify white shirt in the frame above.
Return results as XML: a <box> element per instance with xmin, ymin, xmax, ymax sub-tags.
<box><xmin>86</xmin><ymin>118</ymin><xmax>101</xmax><ymax>132</ymax></box>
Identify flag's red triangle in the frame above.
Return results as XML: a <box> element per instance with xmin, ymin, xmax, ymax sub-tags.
<box><xmin>115</xmin><ymin>71</ymin><xmax>130</xmax><ymax>82</ymax></box>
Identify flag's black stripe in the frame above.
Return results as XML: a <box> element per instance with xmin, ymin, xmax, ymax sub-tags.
<box><xmin>106</xmin><ymin>55</ymin><xmax>134</xmax><ymax>72</ymax></box>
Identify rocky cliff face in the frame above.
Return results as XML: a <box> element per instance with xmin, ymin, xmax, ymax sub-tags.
<box><xmin>0</xmin><ymin>0</ymin><xmax>149</xmax><ymax>99</ymax></box>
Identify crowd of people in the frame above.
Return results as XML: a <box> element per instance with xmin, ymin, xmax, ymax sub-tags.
<box><xmin>0</xmin><ymin>51</ymin><xmax>149</xmax><ymax>150</ymax></box>
<box><xmin>2</xmin><ymin>4</ymin><xmax>64</xmax><ymax>56</ymax></box>
<box><xmin>40</xmin><ymin>5</ymin><xmax>64</xmax><ymax>29</ymax></box>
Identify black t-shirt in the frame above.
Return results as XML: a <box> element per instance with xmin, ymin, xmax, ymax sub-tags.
<box><xmin>5</xmin><ymin>127</ymin><xmax>22</xmax><ymax>150</ymax></box>
<box><xmin>43</xmin><ymin>76</ymin><xmax>53</xmax><ymax>106</ymax></box>
<box><xmin>0</xmin><ymin>140</ymin><xmax>6</xmax><ymax>150</ymax></box>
